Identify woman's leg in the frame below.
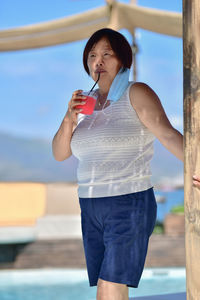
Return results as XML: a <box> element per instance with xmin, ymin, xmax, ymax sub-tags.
<box><xmin>96</xmin><ymin>278</ymin><xmax>129</xmax><ymax>300</ymax></box>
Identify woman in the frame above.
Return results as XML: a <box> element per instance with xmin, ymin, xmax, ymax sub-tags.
<box><xmin>52</xmin><ymin>28</ymin><xmax>198</xmax><ymax>300</ymax></box>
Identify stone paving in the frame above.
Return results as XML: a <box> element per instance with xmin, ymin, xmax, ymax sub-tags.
<box><xmin>131</xmin><ymin>293</ymin><xmax>186</xmax><ymax>300</ymax></box>
<box><xmin>0</xmin><ymin>215</ymin><xmax>185</xmax><ymax>269</ymax></box>
<box><xmin>0</xmin><ymin>215</ymin><xmax>186</xmax><ymax>300</ymax></box>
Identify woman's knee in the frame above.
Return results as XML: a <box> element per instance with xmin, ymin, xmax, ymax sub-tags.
<box><xmin>96</xmin><ymin>278</ymin><xmax>128</xmax><ymax>300</ymax></box>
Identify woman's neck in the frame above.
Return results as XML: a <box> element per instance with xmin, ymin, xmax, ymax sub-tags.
<box><xmin>97</xmin><ymin>89</ymin><xmax>108</xmax><ymax>102</ymax></box>
<box><xmin>94</xmin><ymin>89</ymin><xmax>110</xmax><ymax>110</ymax></box>
<box><xmin>97</xmin><ymin>79</ymin><xmax>111</xmax><ymax>96</ymax></box>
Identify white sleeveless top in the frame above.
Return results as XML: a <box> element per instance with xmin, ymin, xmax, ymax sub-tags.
<box><xmin>70</xmin><ymin>81</ymin><xmax>156</xmax><ymax>198</ymax></box>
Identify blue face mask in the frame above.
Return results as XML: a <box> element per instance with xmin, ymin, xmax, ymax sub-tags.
<box><xmin>107</xmin><ymin>67</ymin><xmax>130</xmax><ymax>102</ymax></box>
<box><xmin>87</xmin><ymin>67</ymin><xmax>130</xmax><ymax>130</ymax></box>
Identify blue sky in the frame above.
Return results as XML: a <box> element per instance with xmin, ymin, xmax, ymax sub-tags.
<box><xmin>0</xmin><ymin>0</ymin><xmax>183</xmax><ymax>141</ymax></box>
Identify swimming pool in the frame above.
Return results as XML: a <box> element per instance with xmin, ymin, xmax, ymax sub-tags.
<box><xmin>0</xmin><ymin>268</ymin><xmax>186</xmax><ymax>300</ymax></box>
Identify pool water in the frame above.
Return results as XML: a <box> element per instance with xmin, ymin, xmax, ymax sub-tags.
<box><xmin>0</xmin><ymin>268</ymin><xmax>186</xmax><ymax>300</ymax></box>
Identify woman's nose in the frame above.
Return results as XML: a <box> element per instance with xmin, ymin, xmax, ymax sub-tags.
<box><xmin>95</xmin><ymin>56</ymin><xmax>103</xmax><ymax>66</ymax></box>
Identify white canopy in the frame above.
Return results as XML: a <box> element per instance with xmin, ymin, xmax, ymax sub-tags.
<box><xmin>0</xmin><ymin>1</ymin><xmax>182</xmax><ymax>52</ymax></box>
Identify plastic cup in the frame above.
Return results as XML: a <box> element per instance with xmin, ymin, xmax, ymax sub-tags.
<box><xmin>75</xmin><ymin>91</ymin><xmax>97</xmax><ymax>115</ymax></box>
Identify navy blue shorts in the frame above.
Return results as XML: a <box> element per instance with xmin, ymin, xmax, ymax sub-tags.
<box><xmin>79</xmin><ymin>187</ymin><xmax>157</xmax><ymax>288</ymax></box>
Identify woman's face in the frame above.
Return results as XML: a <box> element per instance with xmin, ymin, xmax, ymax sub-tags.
<box><xmin>87</xmin><ymin>38</ymin><xmax>122</xmax><ymax>85</ymax></box>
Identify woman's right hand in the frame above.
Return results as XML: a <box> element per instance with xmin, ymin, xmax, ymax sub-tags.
<box><xmin>65</xmin><ymin>90</ymin><xmax>86</xmax><ymax>125</ymax></box>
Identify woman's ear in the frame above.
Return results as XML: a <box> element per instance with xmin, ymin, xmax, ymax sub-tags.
<box><xmin>118</xmin><ymin>64</ymin><xmax>124</xmax><ymax>73</ymax></box>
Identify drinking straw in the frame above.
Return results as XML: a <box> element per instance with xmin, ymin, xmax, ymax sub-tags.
<box><xmin>88</xmin><ymin>72</ymin><xmax>100</xmax><ymax>95</ymax></box>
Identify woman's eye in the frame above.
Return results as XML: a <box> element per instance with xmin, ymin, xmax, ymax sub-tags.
<box><xmin>104</xmin><ymin>53</ymin><xmax>110</xmax><ymax>56</ymax></box>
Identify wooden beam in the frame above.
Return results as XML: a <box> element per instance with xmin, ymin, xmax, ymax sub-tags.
<box><xmin>0</xmin><ymin>6</ymin><xmax>109</xmax><ymax>38</ymax></box>
<box><xmin>0</xmin><ymin>3</ymin><xmax>182</xmax><ymax>52</ymax></box>
<box><xmin>117</xmin><ymin>2</ymin><xmax>182</xmax><ymax>37</ymax></box>
<box><xmin>183</xmin><ymin>0</ymin><xmax>200</xmax><ymax>299</ymax></box>
<box><xmin>129</xmin><ymin>0</ymin><xmax>138</xmax><ymax>81</ymax></box>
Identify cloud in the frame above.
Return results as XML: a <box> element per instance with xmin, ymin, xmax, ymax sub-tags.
<box><xmin>37</xmin><ymin>104</ymin><xmax>51</xmax><ymax>115</ymax></box>
<box><xmin>0</xmin><ymin>59</ymin><xmax>80</xmax><ymax>78</ymax></box>
<box><xmin>157</xmin><ymin>172</ymin><xmax>184</xmax><ymax>188</ymax></box>
<box><xmin>1</xmin><ymin>61</ymin><xmax>40</xmax><ymax>76</ymax></box>
<box><xmin>135</xmin><ymin>31</ymin><xmax>141</xmax><ymax>40</ymax></box>
<box><xmin>168</xmin><ymin>114</ymin><xmax>183</xmax><ymax>130</ymax></box>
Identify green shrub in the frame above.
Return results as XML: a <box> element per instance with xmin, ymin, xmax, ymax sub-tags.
<box><xmin>153</xmin><ymin>221</ymin><xmax>164</xmax><ymax>234</ymax></box>
<box><xmin>170</xmin><ymin>204</ymin><xmax>184</xmax><ymax>214</ymax></box>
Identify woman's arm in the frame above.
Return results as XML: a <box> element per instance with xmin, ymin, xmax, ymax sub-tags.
<box><xmin>52</xmin><ymin>115</ymin><xmax>74</xmax><ymax>161</ymax></box>
<box><xmin>52</xmin><ymin>90</ymin><xmax>85</xmax><ymax>161</ymax></box>
<box><xmin>129</xmin><ymin>82</ymin><xmax>200</xmax><ymax>188</ymax></box>
<box><xmin>129</xmin><ymin>82</ymin><xmax>184</xmax><ymax>162</ymax></box>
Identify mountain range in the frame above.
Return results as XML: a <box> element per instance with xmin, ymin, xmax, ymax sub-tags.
<box><xmin>0</xmin><ymin>131</ymin><xmax>183</xmax><ymax>188</ymax></box>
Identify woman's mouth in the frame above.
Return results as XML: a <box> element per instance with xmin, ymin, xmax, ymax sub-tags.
<box><xmin>95</xmin><ymin>69</ymin><xmax>106</xmax><ymax>73</ymax></box>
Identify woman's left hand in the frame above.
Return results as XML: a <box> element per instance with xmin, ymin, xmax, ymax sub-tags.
<box><xmin>193</xmin><ymin>175</ymin><xmax>200</xmax><ymax>188</ymax></box>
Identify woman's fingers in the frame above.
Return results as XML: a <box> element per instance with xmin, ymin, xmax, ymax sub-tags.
<box><xmin>72</xmin><ymin>97</ymin><xmax>86</xmax><ymax>104</ymax></box>
<box><xmin>72</xmin><ymin>95</ymin><xmax>86</xmax><ymax>100</ymax></box>
<box><xmin>72</xmin><ymin>90</ymin><xmax>83</xmax><ymax>97</ymax></box>
<box><xmin>73</xmin><ymin>89</ymin><xmax>83</xmax><ymax>95</ymax></box>
<box><xmin>71</xmin><ymin>99</ymin><xmax>86</xmax><ymax>111</ymax></box>
<box><xmin>66</xmin><ymin>90</ymin><xmax>87</xmax><ymax>126</ymax></box>
<box><xmin>75</xmin><ymin>108</ymin><xmax>83</xmax><ymax>113</ymax></box>
<box><xmin>67</xmin><ymin>91</ymin><xmax>87</xmax><ymax>120</ymax></box>
<box><xmin>71</xmin><ymin>100</ymin><xmax>86</xmax><ymax>107</ymax></box>
<box><xmin>193</xmin><ymin>175</ymin><xmax>200</xmax><ymax>187</ymax></box>
<box><xmin>70</xmin><ymin>93</ymin><xmax>86</xmax><ymax>110</ymax></box>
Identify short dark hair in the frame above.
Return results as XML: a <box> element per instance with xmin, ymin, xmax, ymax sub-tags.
<box><xmin>83</xmin><ymin>28</ymin><xmax>132</xmax><ymax>75</ymax></box>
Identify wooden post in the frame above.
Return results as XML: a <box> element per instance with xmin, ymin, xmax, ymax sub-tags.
<box><xmin>130</xmin><ymin>31</ymin><xmax>138</xmax><ymax>82</ymax></box>
<box><xmin>129</xmin><ymin>0</ymin><xmax>138</xmax><ymax>81</ymax></box>
<box><xmin>183</xmin><ymin>0</ymin><xmax>200</xmax><ymax>299</ymax></box>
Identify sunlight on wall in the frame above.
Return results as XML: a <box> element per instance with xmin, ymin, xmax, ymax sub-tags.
<box><xmin>0</xmin><ymin>183</ymin><xmax>46</xmax><ymax>226</ymax></box>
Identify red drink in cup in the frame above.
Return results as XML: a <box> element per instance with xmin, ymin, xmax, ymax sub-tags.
<box><xmin>76</xmin><ymin>73</ymin><xmax>100</xmax><ymax>115</ymax></box>
<box><xmin>76</xmin><ymin>91</ymin><xmax>97</xmax><ymax>115</ymax></box>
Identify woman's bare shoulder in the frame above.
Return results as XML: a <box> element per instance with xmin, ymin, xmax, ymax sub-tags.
<box><xmin>129</xmin><ymin>81</ymin><xmax>159</xmax><ymax>112</ymax></box>
<box><xmin>130</xmin><ymin>81</ymin><xmax>155</xmax><ymax>94</ymax></box>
